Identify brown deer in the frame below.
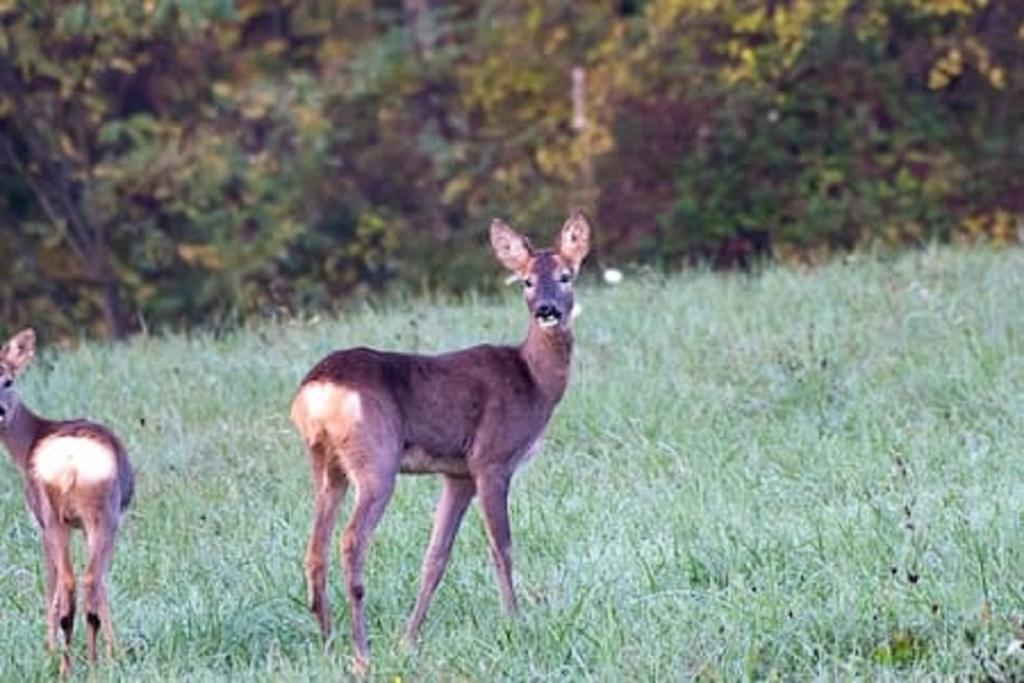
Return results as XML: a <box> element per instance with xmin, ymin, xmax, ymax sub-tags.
<box><xmin>290</xmin><ymin>212</ymin><xmax>591</xmax><ymax>671</ymax></box>
<box><xmin>0</xmin><ymin>329</ymin><xmax>134</xmax><ymax>675</ymax></box>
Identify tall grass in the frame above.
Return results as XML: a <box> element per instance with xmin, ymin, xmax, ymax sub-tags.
<box><xmin>3</xmin><ymin>247</ymin><xmax>1024</xmax><ymax>680</ymax></box>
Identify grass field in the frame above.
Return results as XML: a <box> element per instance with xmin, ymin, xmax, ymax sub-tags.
<box><xmin>3</xmin><ymin>247</ymin><xmax>1024</xmax><ymax>680</ymax></box>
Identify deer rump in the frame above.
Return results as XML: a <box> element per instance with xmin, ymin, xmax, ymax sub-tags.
<box><xmin>30</xmin><ymin>425</ymin><xmax>133</xmax><ymax>528</ymax></box>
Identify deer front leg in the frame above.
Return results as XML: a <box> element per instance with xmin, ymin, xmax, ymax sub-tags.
<box><xmin>40</xmin><ymin>531</ymin><xmax>58</xmax><ymax>650</ymax></box>
<box><xmin>305</xmin><ymin>463</ymin><xmax>347</xmax><ymax>642</ymax></box>
<box><xmin>340</xmin><ymin>472</ymin><xmax>395</xmax><ymax>674</ymax></box>
<box><xmin>403</xmin><ymin>476</ymin><xmax>476</xmax><ymax>644</ymax></box>
<box><xmin>476</xmin><ymin>475</ymin><xmax>518</xmax><ymax>616</ymax></box>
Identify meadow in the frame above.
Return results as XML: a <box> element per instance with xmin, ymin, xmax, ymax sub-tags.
<box><xmin>3</xmin><ymin>247</ymin><xmax>1024</xmax><ymax>680</ymax></box>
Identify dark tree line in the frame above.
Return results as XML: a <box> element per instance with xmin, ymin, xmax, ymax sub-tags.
<box><xmin>1</xmin><ymin>0</ymin><xmax>1022</xmax><ymax>339</ymax></box>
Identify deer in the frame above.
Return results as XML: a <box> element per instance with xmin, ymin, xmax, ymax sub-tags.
<box><xmin>290</xmin><ymin>211</ymin><xmax>591</xmax><ymax>672</ymax></box>
<box><xmin>0</xmin><ymin>329</ymin><xmax>134</xmax><ymax>675</ymax></box>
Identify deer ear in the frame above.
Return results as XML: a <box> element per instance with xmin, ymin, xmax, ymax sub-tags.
<box><xmin>2</xmin><ymin>328</ymin><xmax>36</xmax><ymax>375</ymax></box>
<box><xmin>558</xmin><ymin>210</ymin><xmax>591</xmax><ymax>273</ymax></box>
<box><xmin>490</xmin><ymin>219</ymin><xmax>533</xmax><ymax>274</ymax></box>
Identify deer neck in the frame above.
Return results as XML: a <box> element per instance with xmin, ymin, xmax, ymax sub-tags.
<box><xmin>0</xmin><ymin>403</ymin><xmax>44</xmax><ymax>472</ymax></box>
<box><xmin>519</xmin><ymin>322</ymin><xmax>574</xmax><ymax>405</ymax></box>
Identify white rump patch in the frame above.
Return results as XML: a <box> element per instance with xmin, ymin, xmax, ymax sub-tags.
<box><xmin>32</xmin><ymin>436</ymin><xmax>117</xmax><ymax>488</ymax></box>
<box><xmin>300</xmin><ymin>382</ymin><xmax>363</xmax><ymax>423</ymax></box>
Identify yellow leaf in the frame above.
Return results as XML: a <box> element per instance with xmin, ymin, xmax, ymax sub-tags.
<box><xmin>178</xmin><ymin>244</ymin><xmax>223</xmax><ymax>270</ymax></box>
<box><xmin>110</xmin><ymin>57</ymin><xmax>136</xmax><ymax>73</ymax></box>
<box><xmin>212</xmin><ymin>82</ymin><xmax>234</xmax><ymax>99</ymax></box>
<box><xmin>58</xmin><ymin>134</ymin><xmax>79</xmax><ymax>160</ymax></box>
<box><xmin>319</xmin><ymin>38</ymin><xmax>349</xmax><ymax>61</ymax></box>
<box><xmin>137</xmin><ymin>284</ymin><xmax>157</xmax><ymax>301</ymax></box>
<box><xmin>988</xmin><ymin>67</ymin><xmax>1006</xmax><ymax>89</ymax></box>
<box><xmin>928</xmin><ymin>68</ymin><xmax>950</xmax><ymax>90</ymax></box>
<box><xmin>262</xmin><ymin>39</ymin><xmax>287</xmax><ymax>55</ymax></box>
<box><xmin>241</xmin><ymin>102</ymin><xmax>268</xmax><ymax>120</ymax></box>
<box><xmin>442</xmin><ymin>176</ymin><xmax>471</xmax><ymax>204</ymax></box>
<box><xmin>93</xmin><ymin>163</ymin><xmax>121</xmax><ymax>180</ymax></box>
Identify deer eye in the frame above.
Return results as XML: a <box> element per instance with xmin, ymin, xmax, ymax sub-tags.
<box><xmin>522</xmin><ymin>278</ymin><xmax>534</xmax><ymax>289</ymax></box>
<box><xmin>559</xmin><ymin>272</ymin><xmax>573</xmax><ymax>284</ymax></box>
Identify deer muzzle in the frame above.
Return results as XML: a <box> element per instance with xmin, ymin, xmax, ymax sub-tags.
<box><xmin>535</xmin><ymin>303</ymin><xmax>563</xmax><ymax>327</ymax></box>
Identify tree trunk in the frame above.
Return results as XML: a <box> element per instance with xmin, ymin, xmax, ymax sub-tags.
<box><xmin>91</xmin><ymin>254</ymin><xmax>129</xmax><ymax>340</ymax></box>
<box><xmin>0</xmin><ymin>133</ymin><xmax>129</xmax><ymax>339</ymax></box>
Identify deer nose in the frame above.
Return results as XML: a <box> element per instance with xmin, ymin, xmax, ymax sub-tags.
<box><xmin>535</xmin><ymin>303</ymin><xmax>561</xmax><ymax>320</ymax></box>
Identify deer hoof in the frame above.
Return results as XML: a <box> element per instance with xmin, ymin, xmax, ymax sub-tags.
<box><xmin>352</xmin><ymin>653</ymin><xmax>370</xmax><ymax>677</ymax></box>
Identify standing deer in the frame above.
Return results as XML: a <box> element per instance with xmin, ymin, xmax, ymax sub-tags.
<box><xmin>291</xmin><ymin>212</ymin><xmax>591</xmax><ymax>671</ymax></box>
<box><xmin>0</xmin><ymin>329</ymin><xmax>134</xmax><ymax>675</ymax></box>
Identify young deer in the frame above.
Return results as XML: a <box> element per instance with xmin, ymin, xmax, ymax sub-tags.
<box><xmin>291</xmin><ymin>212</ymin><xmax>591</xmax><ymax>671</ymax></box>
<box><xmin>0</xmin><ymin>329</ymin><xmax>134</xmax><ymax>674</ymax></box>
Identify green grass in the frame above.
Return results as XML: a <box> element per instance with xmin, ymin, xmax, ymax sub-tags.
<box><xmin>4</xmin><ymin>247</ymin><xmax>1024</xmax><ymax>680</ymax></box>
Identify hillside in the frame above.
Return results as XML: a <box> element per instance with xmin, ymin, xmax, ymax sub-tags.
<box><xmin>3</xmin><ymin>247</ymin><xmax>1024</xmax><ymax>679</ymax></box>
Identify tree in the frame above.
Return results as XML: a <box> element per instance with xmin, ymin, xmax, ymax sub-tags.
<box><xmin>0</xmin><ymin>2</ymin><xmax>230</xmax><ymax>337</ymax></box>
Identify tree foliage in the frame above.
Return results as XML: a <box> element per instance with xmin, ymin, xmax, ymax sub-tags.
<box><xmin>1</xmin><ymin>0</ymin><xmax>1022</xmax><ymax>338</ymax></box>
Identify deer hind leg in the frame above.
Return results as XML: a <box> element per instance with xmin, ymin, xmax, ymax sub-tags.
<box><xmin>83</xmin><ymin>514</ymin><xmax>119</xmax><ymax>662</ymax></box>
<box><xmin>340</xmin><ymin>464</ymin><xmax>396</xmax><ymax>674</ymax></box>
<box><xmin>476</xmin><ymin>475</ymin><xmax>518</xmax><ymax>616</ymax></box>
<box><xmin>305</xmin><ymin>443</ymin><xmax>348</xmax><ymax>642</ymax></box>
<box><xmin>45</xmin><ymin>523</ymin><xmax>75</xmax><ymax>675</ymax></box>
<box><xmin>403</xmin><ymin>475</ymin><xmax>476</xmax><ymax>644</ymax></box>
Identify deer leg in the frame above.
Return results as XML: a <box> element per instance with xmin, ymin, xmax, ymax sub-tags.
<box><xmin>45</xmin><ymin>524</ymin><xmax>75</xmax><ymax>675</ymax></box>
<box><xmin>41</xmin><ymin>531</ymin><xmax>58</xmax><ymax>653</ymax></box>
<box><xmin>340</xmin><ymin>472</ymin><xmax>395</xmax><ymax>674</ymax></box>
<box><xmin>306</xmin><ymin>457</ymin><xmax>347</xmax><ymax>642</ymax></box>
<box><xmin>83</xmin><ymin>517</ymin><xmax>118</xmax><ymax>662</ymax></box>
<box><xmin>96</xmin><ymin>525</ymin><xmax>120</xmax><ymax>663</ymax></box>
<box><xmin>476</xmin><ymin>476</ymin><xmax>518</xmax><ymax>616</ymax></box>
<box><xmin>403</xmin><ymin>476</ymin><xmax>476</xmax><ymax>644</ymax></box>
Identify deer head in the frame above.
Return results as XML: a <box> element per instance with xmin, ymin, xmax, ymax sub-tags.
<box><xmin>0</xmin><ymin>328</ymin><xmax>36</xmax><ymax>428</ymax></box>
<box><xmin>490</xmin><ymin>211</ymin><xmax>591</xmax><ymax>331</ymax></box>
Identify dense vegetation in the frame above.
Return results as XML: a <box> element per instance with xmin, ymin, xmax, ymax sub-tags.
<box><xmin>2</xmin><ymin>0</ymin><xmax>1023</xmax><ymax>339</ymax></box>
<box><xmin>2</xmin><ymin>248</ymin><xmax>1024</xmax><ymax>679</ymax></box>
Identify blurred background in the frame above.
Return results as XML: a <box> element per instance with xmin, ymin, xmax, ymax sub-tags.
<box><xmin>1</xmin><ymin>0</ymin><xmax>1021</xmax><ymax>340</ymax></box>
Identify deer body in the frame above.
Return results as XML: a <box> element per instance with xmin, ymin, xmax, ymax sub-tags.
<box><xmin>0</xmin><ymin>330</ymin><xmax>133</xmax><ymax>674</ymax></box>
<box><xmin>294</xmin><ymin>337</ymin><xmax>567</xmax><ymax>477</ymax></box>
<box><xmin>291</xmin><ymin>213</ymin><xmax>590</xmax><ymax>672</ymax></box>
